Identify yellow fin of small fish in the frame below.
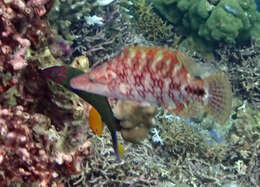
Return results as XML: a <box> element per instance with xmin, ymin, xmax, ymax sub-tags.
<box><xmin>89</xmin><ymin>106</ymin><xmax>104</xmax><ymax>136</ymax></box>
<box><xmin>118</xmin><ymin>142</ymin><xmax>125</xmax><ymax>157</ymax></box>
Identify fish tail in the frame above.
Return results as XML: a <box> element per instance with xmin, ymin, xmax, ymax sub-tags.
<box><xmin>204</xmin><ymin>73</ymin><xmax>232</xmax><ymax>124</ymax></box>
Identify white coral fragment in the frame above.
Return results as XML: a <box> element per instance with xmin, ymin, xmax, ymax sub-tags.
<box><xmin>151</xmin><ymin>128</ymin><xmax>164</xmax><ymax>145</ymax></box>
<box><xmin>96</xmin><ymin>0</ymin><xmax>115</xmax><ymax>6</ymax></box>
<box><xmin>85</xmin><ymin>15</ymin><xmax>104</xmax><ymax>25</ymax></box>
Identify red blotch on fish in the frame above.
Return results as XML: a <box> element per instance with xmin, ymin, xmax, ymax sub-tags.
<box><xmin>70</xmin><ymin>46</ymin><xmax>232</xmax><ymax>124</ymax></box>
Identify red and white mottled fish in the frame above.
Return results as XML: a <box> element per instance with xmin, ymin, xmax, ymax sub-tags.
<box><xmin>70</xmin><ymin>46</ymin><xmax>232</xmax><ymax>124</ymax></box>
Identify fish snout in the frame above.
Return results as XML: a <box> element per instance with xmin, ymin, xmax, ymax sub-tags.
<box><xmin>70</xmin><ymin>74</ymin><xmax>91</xmax><ymax>90</ymax></box>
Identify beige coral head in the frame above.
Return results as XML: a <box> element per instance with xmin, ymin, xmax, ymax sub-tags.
<box><xmin>113</xmin><ymin>100</ymin><xmax>156</xmax><ymax>143</ymax></box>
<box><xmin>113</xmin><ymin>100</ymin><xmax>156</xmax><ymax>124</ymax></box>
<box><xmin>121</xmin><ymin>126</ymin><xmax>149</xmax><ymax>143</ymax></box>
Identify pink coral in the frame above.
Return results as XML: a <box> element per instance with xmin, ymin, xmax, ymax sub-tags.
<box><xmin>0</xmin><ymin>105</ymin><xmax>91</xmax><ymax>186</ymax></box>
<box><xmin>0</xmin><ymin>1</ymin><xmax>93</xmax><ymax>186</ymax></box>
<box><xmin>0</xmin><ymin>0</ymin><xmax>54</xmax><ymax>71</ymax></box>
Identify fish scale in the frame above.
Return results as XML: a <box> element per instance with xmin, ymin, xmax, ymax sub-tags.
<box><xmin>123</xmin><ymin>48</ymin><xmax>178</xmax><ymax>104</ymax></box>
<box><xmin>71</xmin><ymin>46</ymin><xmax>232</xmax><ymax>124</ymax></box>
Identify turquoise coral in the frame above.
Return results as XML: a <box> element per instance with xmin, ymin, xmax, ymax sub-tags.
<box><xmin>152</xmin><ymin>0</ymin><xmax>260</xmax><ymax>45</ymax></box>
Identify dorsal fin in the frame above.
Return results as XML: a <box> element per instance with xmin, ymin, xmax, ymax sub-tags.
<box><xmin>176</xmin><ymin>51</ymin><xmax>197</xmax><ymax>76</ymax></box>
<box><xmin>176</xmin><ymin>51</ymin><xmax>216</xmax><ymax>78</ymax></box>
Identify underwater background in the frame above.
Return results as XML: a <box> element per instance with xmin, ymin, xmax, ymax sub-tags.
<box><xmin>0</xmin><ymin>0</ymin><xmax>259</xmax><ymax>186</ymax></box>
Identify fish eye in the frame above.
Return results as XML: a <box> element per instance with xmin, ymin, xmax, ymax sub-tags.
<box><xmin>89</xmin><ymin>73</ymin><xmax>95</xmax><ymax>82</ymax></box>
<box><xmin>194</xmin><ymin>75</ymin><xmax>202</xmax><ymax>80</ymax></box>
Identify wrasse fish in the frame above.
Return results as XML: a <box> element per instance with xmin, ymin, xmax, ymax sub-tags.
<box><xmin>41</xmin><ymin>66</ymin><xmax>121</xmax><ymax>159</ymax></box>
<box><xmin>70</xmin><ymin>46</ymin><xmax>232</xmax><ymax>124</ymax></box>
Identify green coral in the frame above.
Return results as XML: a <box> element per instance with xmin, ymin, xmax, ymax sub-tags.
<box><xmin>199</xmin><ymin>0</ymin><xmax>260</xmax><ymax>43</ymax></box>
<box><xmin>151</xmin><ymin>0</ymin><xmax>260</xmax><ymax>46</ymax></box>
<box><xmin>132</xmin><ymin>0</ymin><xmax>173</xmax><ymax>43</ymax></box>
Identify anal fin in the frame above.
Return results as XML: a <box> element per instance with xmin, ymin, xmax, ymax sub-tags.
<box><xmin>164</xmin><ymin>101</ymin><xmax>202</xmax><ymax>119</ymax></box>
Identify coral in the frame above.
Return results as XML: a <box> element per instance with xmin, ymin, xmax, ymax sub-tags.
<box><xmin>0</xmin><ymin>41</ymin><xmax>94</xmax><ymax>185</ymax></box>
<box><xmin>224</xmin><ymin>100</ymin><xmax>260</xmax><ymax>186</ymax></box>
<box><xmin>48</xmin><ymin>0</ymin><xmax>94</xmax><ymax>41</ymax></box>
<box><xmin>60</xmin><ymin>96</ymin><xmax>259</xmax><ymax>187</ymax></box>
<box><xmin>49</xmin><ymin>0</ymin><xmax>134</xmax><ymax>65</ymax></box>
<box><xmin>0</xmin><ymin>0</ymin><xmax>55</xmax><ymax>71</ymax></box>
<box><xmin>0</xmin><ymin>12</ymin><xmax>93</xmax><ymax>182</ymax></box>
<box><xmin>0</xmin><ymin>105</ymin><xmax>91</xmax><ymax>186</ymax></box>
<box><xmin>132</xmin><ymin>0</ymin><xmax>174</xmax><ymax>44</ymax></box>
<box><xmin>0</xmin><ymin>57</ymin><xmax>93</xmax><ymax>186</ymax></box>
<box><xmin>151</xmin><ymin>0</ymin><xmax>260</xmax><ymax>48</ymax></box>
<box><xmin>146</xmin><ymin>102</ymin><xmax>259</xmax><ymax>186</ymax></box>
<box><xmin>65</xmin><ymin>124</ymin><xmax>160</xmax><ymax>186</ymax></box>
<box><xmin>215</xmin><ymin>41</ymin><xmax>260</xmax><ymax>109</ymax></box>
<box><xmin>155</xmin><ymin>111</ymin><xmax>227</xmax><ymax>163</ymax></box>
<box><xmin>113</xmin><ymin>100</ymin><xmax>156</xmax><ymax>143</ymax></box>
<box><xmin>199</xmin><ymin>0</ymin><xmax>260</xmax><ymax>43</ymax></box>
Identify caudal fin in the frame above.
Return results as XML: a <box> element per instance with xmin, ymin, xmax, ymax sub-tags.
<box><xmin>204</xmin><ymin>73</ymin><xmax>232</xmax><ymax>124</ymax></box>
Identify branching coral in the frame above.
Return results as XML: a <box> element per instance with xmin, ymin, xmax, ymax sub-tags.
<box><xmin>48</xmin><ymin>0</ymin><xmax>94</xmax><ymax>41</ymax></box>
<box><xmin>214</xmin><ymin>41</ymin><xmax>260</xmax><ymax>109</ymax></box>
<box><xmin>132</xmin><ymin>0</ymin><xmax>174</xmax><ymax>44</ymax></box>
<box><xmin>129</xmin><ymin>76</ymin><xmax>257</xmax><ymax>187</ymax></box>
<box><xmin>66</xmin><ymin>128</ymin><xmax>160</xmax><ymax>186</ymax></box>
<box><xmin>49</xmin><ymin>0</ymin><xmax>134</xmax><ymax>66</ymax></box>
<box><xmin>156</xmin><ymin>114</ymin><xmax>226</xmax><ymax>163</ymax></box>
<box><xmin>224</xmin><ymin>100</ymin><xmax>260</xmax><ymax>186</ymax></box>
